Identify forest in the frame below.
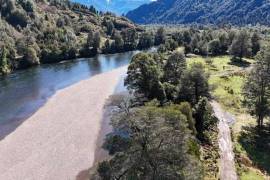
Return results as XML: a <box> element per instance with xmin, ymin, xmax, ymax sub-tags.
<box><xmin>88</xmin><ymin>26</ymin><xmax>270</xmax><ymax>179</ymax></box>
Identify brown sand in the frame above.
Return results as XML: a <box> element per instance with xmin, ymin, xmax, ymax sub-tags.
<box><xmin>0</xmin><ymin>66</ymin><xmax>127</xmax><ymax>180</ymax></box>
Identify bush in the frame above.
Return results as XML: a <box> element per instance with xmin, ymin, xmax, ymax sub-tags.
<box><xmin>7</xmin><ymin>9</ymin><xmax>28</xmax><ymax>28</ymax></box>
<box><xmin>19</xmin><ymin>47</ymin><xmax>39</xmax><ymax>68</ymax></box>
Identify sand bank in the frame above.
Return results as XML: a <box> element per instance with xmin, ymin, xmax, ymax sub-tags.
<box><xmin>0</xmin><ymin>66</ymin><xmax>127</xmax><ymax>180</ymax></box>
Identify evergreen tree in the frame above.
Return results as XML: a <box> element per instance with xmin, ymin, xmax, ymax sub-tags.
<box><xmin>229</xmin><ymin>30</ymin><xmax>252</xmax><ymax>60</ymax></box>
<box><xmin>178</xmin><ymin>63</ymin><xmax>209</xmax><ymax>104</ymax></box>
<box><xmin>0</xmin><ymin>46</ymin><xmax>10</xmax><ymax>74</ymax></box>
<box><xmin>251</xmin><ymin>32</ymin><xmax>261</xmax><ymax>56</ymax></box>
<box><xmin>243</xmin><ymin>46</ymin><xmax>270</xmax><ymax>127</ymax></box>
<box><xmin>154</xmin><ymin>27</ymin><xmax>166</xmax><ymax>45</ymax></box>
<box><xmin>164</xmin><ymin>51</ymin><xmax>186</xmax><ymax>85</ymax></box>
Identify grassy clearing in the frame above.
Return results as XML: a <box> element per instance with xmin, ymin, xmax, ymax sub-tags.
<box><xmin>188</xmin><ymin>55</ymin><xmax>269</xmax><ymax>179</ymax></box>
<box><xmin>240</xmin><ymin>169</ymin><xmax>265</xmax><ymax>180</ymax></box>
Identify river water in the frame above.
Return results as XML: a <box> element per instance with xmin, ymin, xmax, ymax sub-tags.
<box><xmin>0</xmin><ymin>51</ymin><xmax>140</xmax><ymax>127</ymax></box>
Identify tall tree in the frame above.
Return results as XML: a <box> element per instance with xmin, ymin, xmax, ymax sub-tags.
<box><xmin>98</xmin><ymin>104</ymin><xmax>202</xmax><ymax>180</ymax></box>
<box><xmin>113</xmin><ymin>31</ymin><xmax>124</xmax><ymax>52</ymax></box>
<box><xmin>243</xmin><ymin>46</ymin><xmax>270</xmax><ymax>127</ymax></box>
<box><xmin>178</xmin><ymin>63</ymin><xmax>209</xmax><ymax>104</ymax></box>
<box><xmin>137</xmin><ymin>32</ymin><xmax>154</xmax><ymax>50</ymax></box>
<box><xmin>21</xmin><ymin>46</ymin><xmax>39</xmax><ymax>67</ymax></box>
<box><xmin>125</xmin><ymin>53</ymin><xmax>165</xmax><ymax>101</ymax></box>
<box><xmin>154</xmin><ymin>27</ymin><xmax>166</xmax><ymax>45</ymax></box>
<box><xmin>0</xmin><ymin>46</ymin><xmax>10</xmax><ymax>74</ymax></box>
<box><xmin>164</xmin><ymin>51</ymin><xmax>186</xmax><ymax>85</ymax></box>
<box><xmin>218</xmin><ymin>32</ymin><xmax>229</xmax><ymax>54</ymax></box>
<box><xmin>105</xmin><ymin>20</ymin><xmax>114</xmax><ymax>35</ymax></box>
<box><xmin>194</xmin><ymin>97</ymin><xmax>217</xmax><ymax>142</ymax></box>
<box><xmin>86</xmin><ymin>30</ymin><xmax>94</xmax><ymax>48</ymax></box>
<box><xmin>93</xmin><ymin>31</ymin><xmax>101</xmax><ymax>51</ymax></box>
<box><xmin>208</xmin><ymin>39</ymin><xmax>221</xmax><ymax>56</ymax></box>
<box><xmin>121</xmin><ymin>28</ymin><xmax>137</xmax><ymax>51</ymax></box>
<box><xmin>229</xmin><ymin>30</ymin><xmax>252</xmax><ymax>60</ymax></box>
<box><xmin>251</xmin><ymin>32</ymin><xmax>261</xmax><ymax>56</ymax></box>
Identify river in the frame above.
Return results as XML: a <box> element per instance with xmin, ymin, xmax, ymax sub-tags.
<box><xmin>0</xmin><ymin>51</ymin><xmax>141</xmax><ymax>139</ymax></box>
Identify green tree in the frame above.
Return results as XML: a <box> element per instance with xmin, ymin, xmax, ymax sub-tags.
<box><xmin>218</xmin><ymin>32</ymin><xmax>229</xmax><ymax>54</ymax></box>
<box><xmin>208</xmin><ymin>39</ymin><xmax>221</xmax><ymax>56</ymax></box>
<box><xmin>194</xmin><ymin>97</ymin><xmax>217</xmax><ymax>142</ymax></box>
<box><xmin>121</xmin><ymin>28</ymin><xmax>137</xmax><ymax>51</ymax></box>
<box><xmin>86</xmin><ymin>30</ymin><xmax>94</xmax><ymax>48</ymax></box>
<box><xmin>99</xmin><ymin>104</ymin><xmax>202</xmax><ymax>180</ymax></box>
<box><xmin>0</xmin><ymin>46</ymin><xmax>10</xmax><ymax>74</ymax></box>
<box><xmin>229</xmin><ymin>30</ymin><xmax>252</xmax><ymax>60</ymax></box>
<box><xmin>164</xmin><ymin>51</ymin><xmax>186</xmax><ymax>85</ymax></box>
<box><xmin>154</xmin><ymin>27</ymin><xmax>166</xmax><ymax>45</ymax></box>
<box><xmin>125</xmin><ymin>53</ymin><xmax>164</xmax><ymax>101</ymax></box>
<box><xmin>243</xmin><ymin>47</ymin><xmax>270</xmax><ymax>128</ymax></box>
<box><xmin>102</xmin><ymin>39</ymin><xmax>111</xmax><ymax>54</ymax></box>
<box><xmin>21</xmin><ymin>47</ymin><xmax>39</xmax><ymax>67</ymax></box>
<box><xmin>137</xmin><ymin>32</ymin><xmax>154</xmax><ymax>50</ymax></box>
<box><xmin>251</xmin><ymin>32</ymin><xmax>261</xmax><ymax>56</ymax></box>
<box><xmin>178</xmin><ymin>102</ymin><xmax>197</xmax><ymax>135</ymax></box>
<box><xmin>178</xmin><ymin>63</ymin><xmax>209</xmax><ymax>104</ymax></box>
<box><xmin>113</xmin><ymin>31</ymin><xmax>124</xmax><ymax>52</ymax></box>
<box><xmin>93</xmin><ymin>31</ymin><xmax>101</xmax><ymax>51</ymax></box>
<box><xmin>105</xmin><ymin>20</ymin><xmax>114</xmax><ymax>35</ymax></box>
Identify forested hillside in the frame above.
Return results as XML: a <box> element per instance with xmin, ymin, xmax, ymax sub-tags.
<box><xmin>0</xmin><ymin>0</ymin><xmax>144</xmax><ymax>74</ymax></box>
<box><xmin>126</xmin><ymin>0</ymin><xmax>270</xmax><ymax>25</ymax></box>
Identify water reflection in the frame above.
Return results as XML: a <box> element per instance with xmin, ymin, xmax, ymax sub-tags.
<box><xmin>0</xmin><ymin>51</ymin><xmax>138</xmax><ymax>125</ymax></box>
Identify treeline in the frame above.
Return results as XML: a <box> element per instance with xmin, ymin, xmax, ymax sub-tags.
<box><xmin>92</xmin><ymin>49</ymin><xmax>219</xmax><ymax>179</ymax></box>
<box><xmin>152</xmin><ymin>27</ymin><xmax>263</xmax><ymax>61</ymax></box>
<box><xmin>0</xmin><ymin>0</ymin><xmax>145</xmax><ymax>75</ymax></box>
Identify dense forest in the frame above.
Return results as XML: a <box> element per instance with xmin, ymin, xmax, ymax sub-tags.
<box><xmin>0</xmin><ymin>0</ymin><xmax>152</xmax><ymax>75</ymax></box>
<box><xmin>126</xmin><ymin>0</ymin><xmax>270</xmax><ymax>25</ymax></box>
<box><xmin>89</xmin><ymin>26</ymin><xmax>270</xmax><ymax>179</ymax></box>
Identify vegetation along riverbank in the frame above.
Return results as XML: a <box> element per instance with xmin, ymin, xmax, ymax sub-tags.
<box><xmin>89</xmin><ymin>26</ymin><xmax>270</xmax><ymax>179</ymax></box>
<box><xmin>0</xmin><ymin>0</ymin><xmax>161</xmax><ymax>75</ymax></box>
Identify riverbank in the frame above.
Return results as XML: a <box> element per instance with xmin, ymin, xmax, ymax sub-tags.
<box><xmin>0</xmin><ymin>66</ymin><xmax>127</xmax><ymax>180</ymax></box>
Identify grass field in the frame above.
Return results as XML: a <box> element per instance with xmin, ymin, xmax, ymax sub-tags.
<box><xmin>187</xmin><ymin>55</ymin><xmax>269</xmax><ymax>180</ymax></box>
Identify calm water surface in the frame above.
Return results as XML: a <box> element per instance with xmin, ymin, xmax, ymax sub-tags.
<box><xmin>0</xmin><ymin>51</ymin><xmax>140</xmax><ymax>125</ymax></box>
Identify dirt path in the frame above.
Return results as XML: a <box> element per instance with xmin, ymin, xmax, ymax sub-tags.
<box><xmin>211</xmin><ymin>101</ymin><xmax>238</xmax><ymax>180</ymax></box>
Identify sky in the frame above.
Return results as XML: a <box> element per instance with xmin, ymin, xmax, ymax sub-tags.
<box><xmin>72</xmin><ymin>0</ymin><xmax>156</xmax><ymax>14</ymax></box>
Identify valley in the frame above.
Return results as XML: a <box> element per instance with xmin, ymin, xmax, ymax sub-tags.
<box><xmin>0</xmin><ymin>0</ymin><xmax>270</xmax><ymax>180</ymax></box>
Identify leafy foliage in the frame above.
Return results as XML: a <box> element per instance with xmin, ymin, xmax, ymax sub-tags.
<box><xmin>98</xmin><ymin>103</ymin><xmax>203</xmax><ymax>180</ymax></box>
<box><xmin>243</xmin><ymin>46</ymin><xmax>270</xmax><ymax>127</ymax></box>
<box><xmin>0</xmin><ymin>0</ymin><xmax>142</xmax><ymax>74</ymax></box>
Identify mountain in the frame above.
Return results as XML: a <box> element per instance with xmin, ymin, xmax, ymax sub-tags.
<box><xmin>72</xmin><ymin>0</ymin><xmax>152</xmax><ymax>15</ymax></box>
<box><xmin>126</xmin><ymin>0</ymin><xmax>270</xmax><ymax>25</ymax></box>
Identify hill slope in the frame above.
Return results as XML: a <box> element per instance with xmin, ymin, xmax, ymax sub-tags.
<box><xmin>72</xmin><ymin>0</ymin><xmax>152</xmax><ymax>15</ymax></box>
<box><xmin>0</xmin><ymin>0</ymin><xmax>140</xmax><ymax>74</ymax></box>
<box><xmin>126</xmin><ymin>0</ymin><xmax>270</xmax><ymax>25</ymax></box>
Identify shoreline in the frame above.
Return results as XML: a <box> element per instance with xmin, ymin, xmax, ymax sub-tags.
<box><xmin>0</xmin><ymin>66</ymin><xmax>127</xmax><ymax>180</ymax></box>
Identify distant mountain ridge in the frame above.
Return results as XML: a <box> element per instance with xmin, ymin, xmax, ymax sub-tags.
<box><xmin>126</xmin><ymin>0</ymin><xmax>270</xmax><ymax>25</ymax></box>
<box><xmin>72</xmin><ymin>0</ymin><xmax>152</xmax><ymax>15</ymax></box>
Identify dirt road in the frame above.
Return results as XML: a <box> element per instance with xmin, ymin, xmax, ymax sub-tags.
<box><xmin>211</xmin><ymin>101</ymin><xmax>238</xmax><ymax>180</ymax></box>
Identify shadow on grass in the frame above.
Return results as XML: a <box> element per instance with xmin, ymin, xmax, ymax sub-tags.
<box><xmin>228</xmin><ymin>59</ymin><xmax>251</xmax><ymax>68</ymax></box>
<box><xmin>238</xmin><ymin>124</ymin><xmax>270</xmax><ymax>174</ymax></box>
